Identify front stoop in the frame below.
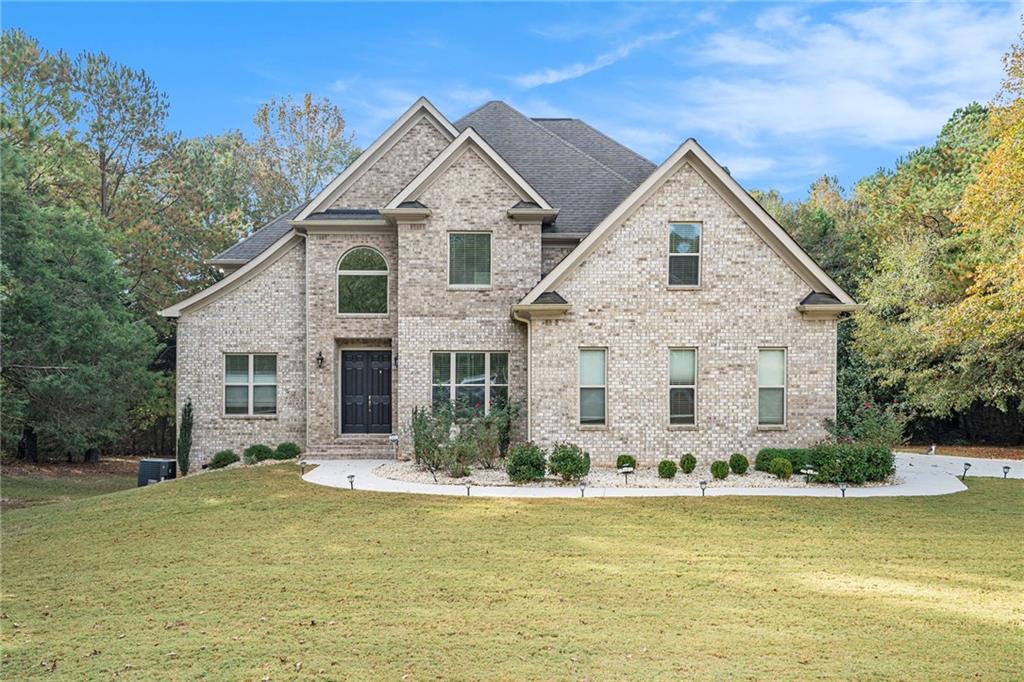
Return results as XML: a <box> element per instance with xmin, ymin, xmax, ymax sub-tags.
<box><xmin>305</xmin><ymin>434</ymin><xmax>397</xmax><ymax>460</ymax></box>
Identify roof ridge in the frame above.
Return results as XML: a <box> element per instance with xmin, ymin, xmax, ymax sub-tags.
<box><xmin>453</xmin><ymin>100</ymin><xmax>502</xmax><ymax>129</ymax></box>
<box><xmin>548</xmin><ymin>118</ymin><xmax>656</xmax><ymax>170</ymax></box>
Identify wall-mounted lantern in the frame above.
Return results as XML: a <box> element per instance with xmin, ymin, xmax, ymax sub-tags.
<box><xmin>315</xmin><ymin>351</ymin><xmax>324</xmax><ymax>369</ymax></box>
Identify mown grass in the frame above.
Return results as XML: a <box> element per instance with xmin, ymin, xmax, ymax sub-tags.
<box><xmin>1</xmin><ymin>471</ymin><xmax>136</xmax><ymax>508</ymax></box>
<box><xmin>2</xmin><ymin>463</ymin><xmax>1022</xmax><ymax>680</ymax></box>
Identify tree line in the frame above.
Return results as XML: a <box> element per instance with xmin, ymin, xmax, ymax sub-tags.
<box><xmin>1</xmin><ymin>27</ymin><xmax>1021</xmax><ymax>462</ymax></box>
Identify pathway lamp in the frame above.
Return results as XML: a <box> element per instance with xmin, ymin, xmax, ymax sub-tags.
<box><xmin>347</xmin><ymin>474</ymin><xmax>355</xmax><ymax>490</ymax></box>
<box><xmin>838</xmin><ymin>481</ymin><xmax>848</xmax><ymax>498</ymax></box>
<box><xmin>961</xmin><ymin>462</ymin><xmax>971</xmax><ymax>481</ymax></box>
<box><xmin>699</xmin><ymin>480</ymin><xmax>707</xmax><ymax>497</ymax></box>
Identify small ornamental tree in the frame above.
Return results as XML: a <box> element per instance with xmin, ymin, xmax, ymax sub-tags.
<box><xmin>176</xmin><ymin>398</ymin><xmax>193</xmax><ymax>475</ymax></box>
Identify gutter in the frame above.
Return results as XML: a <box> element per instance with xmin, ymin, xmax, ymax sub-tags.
<box><xmin>510</xmin><ymin>307</ymin><xmax>533</xmax><ymax>443</ymax></box>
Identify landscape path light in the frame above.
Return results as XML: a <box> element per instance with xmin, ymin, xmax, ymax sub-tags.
<box><xmin>466</xmin><ymin>484</ymin><xmax>471</xmax><ymax>497</ymax></box>
<box><xmin>619</xmin><ymin>466</ymin><xmax>634</xmax><ymax>485</ymax></box>
<box><xmin>699</xmin><ymin>480</ymin><xmax>708</xmax><ymax>497</ymax></box>
<box><xmin>839</xmin><ymin>481</ymin><xmax>848</xmax><ymax>498</ymax></box>
<box><xmin>579</xmin><ymin>480</ymin><xmax>586</xmax><ymax>498</ymax></box>
<box><xmin>347</xmin><ymin>474</ymin><xmax>355</xmax><ymax>490</ymax></box>
<box><xmin>961</xmin><ymin>462</ymin><xmax>971</xmax><ymax>481</ymax></box>
<box><xmin>1003</xmin><ymin>465</ymin><xmax>1011</xmax><ymax>479</ymax></box>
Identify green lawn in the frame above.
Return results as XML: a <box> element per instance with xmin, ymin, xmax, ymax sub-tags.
<box><xmin>1</xmin><ymin>470</ymin><xmax>136</xmax><ymax>508</ymax></box>
<box><xmin>2</xmin><ymin>464</ymin><xmax>1022</xmax><ymax>680</ymax></box>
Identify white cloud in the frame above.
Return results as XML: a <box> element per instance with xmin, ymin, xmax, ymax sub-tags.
<box><xmin>513</xmin><ymin>30</ymin><xmax>681</xmax><ymax>88</ymax></box>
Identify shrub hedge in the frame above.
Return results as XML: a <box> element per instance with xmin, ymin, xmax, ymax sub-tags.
<box><xmin>729</xmin><ymin>453</ymin><xmax>749</xmax><ymax>475</ymax></box>
<box><xmin>769</xmin><ymin>457</ymin><xmax>793</xmax><ymax>480</ymax></box>
<box><xmin>710</xmin><ymin>460</ymin><xmax>729</xmax><ymax>479</ymax></box>
<box><xmin>755</xmin><ymin>448</ymin><xmax>812</xmax><ymax>472</ymax></box>
<box><xmin>506</xmin><ymin>443</ymin><xmax>546</xmax><ymax>483</ymax></box>
<box><xmin>209</xmin><ymin>450</ymin><xmax>239</xmax><ymax>469</ymax></box>
<box><xmin>679</xmin><ymin>453</ymin><xmax>697</xmax><ymax>474</ymax></box>
<box><xmin>615</xmin><ymin>454</ymin><xmax>637</xmax><ymax>470</ymax></box>
<box><xmin>658</xmin><ymin>459</ymin><xmax>678</xmax><ymax>479</ymax></box>
<box><xmin>549</xmin><ymin>442</ymin><xmax>591</xmax><ymax>482</ymax></box>
<box><xmin>808</xmin><ymin>443</ymin><xmax>894</xmax><ymax>484</ymax></box>
<box><xmin>243</xmin><ymin>444</ymin><xmax>275</xmax><ymax>464</ymax></box>
<box><xmin>274</xmin><ymin>442</ymin><xmax>301</xmax><ymax>460</ymax></box>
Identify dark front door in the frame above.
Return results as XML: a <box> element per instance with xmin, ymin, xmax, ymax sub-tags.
<box><xmin>341</xmin><ymin>350</ymin><xmax>392</xmax><ymax>434</ymax></box>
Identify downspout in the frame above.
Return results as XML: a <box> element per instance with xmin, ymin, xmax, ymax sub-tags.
<box><xmin>297</xmin><ymin>230</ymin><xmax>309</xmax><ymax>453</ymax></box>
<box><xmin>510</xmin><ymin>308</ymin><xmax>532</xmax><ymax>442</ymax></box>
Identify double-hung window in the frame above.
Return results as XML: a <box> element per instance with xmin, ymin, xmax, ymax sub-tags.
<box><xmin>668</xmin><ymin>222</ymin><xmax>701</xmax><ymax>287</ymax></box>
<box><xmin>757</xmin><ymin>348</ymin><xmax>786</xmax><ymax>426</ymax></box>
<box><xmin>225</xmin><ymin>354</ymin><xmax>277</xmax><ymax>415</ymax></box>
<box><xmin>669</xmin><ymin>348</ymin><xmax>697</xmax><ymax>425</ymax></box>
<box><xmin>579</xmin><ymin>348</ymin><xmax>607</xmax><ymax>425</ymax></box>
<box><xmin>449</xmin><ymin>232</ymin><xmax>491</xmax><ymax>287</ymax></box>
<box><xmin>431</xmin><ymin>351</ymin><xmax>508</xmax><ymax>412</ymax></box>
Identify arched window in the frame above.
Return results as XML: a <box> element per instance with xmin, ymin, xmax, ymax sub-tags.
<box><xmin>338</xmin><ymin>247</ymin><xmax>388</xmax><ymax>314</ymax></box>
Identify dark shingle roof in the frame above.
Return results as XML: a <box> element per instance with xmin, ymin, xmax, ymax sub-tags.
<box><xmin>212</xmin><ymin>205</ymin><xmax>305</xmax><ymax>262</ymax></box>
<box><xmin>305</xmin><ymin>208</ymin><xmax>381</xmax><ymax>220</ymax></box>
<box><xmin>455</xmin><ymin>101</ymin><xmax>651</xmax><ymax>233</ymax></box>
<box><xmin>800</xmin><ymin>292</ymin><xmax>842</xmax><ymax>305</ymax></box>
<box><xmin>532</xmin><ymin>118</ymin><xmax>655</xmax><ymax>186</ymax></box>
<box><xmin>534</xmin><ymin>291</ymin><xmax>568</xmax><ymax>304</ymax></box>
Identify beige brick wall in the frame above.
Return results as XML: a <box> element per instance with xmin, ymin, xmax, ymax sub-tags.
<box><xmin>176</xmin><ymin>242</ymin><xmax>307</xmax><ymax>467</ymax></box>
<box><xmin>304</xmin><ymin>230</ymin><xmax>399</xmax><ymax>446</ymax></box>
<box><xmin>394</xmin><ymin>147</ymin><xmax>541</xmax><ymax>453</ymax></box>
<box><xmin>529</xmin><ymin>163</ymin><xmax>837</xmax><ymax>467</ymax></box>
<box><xmin>331</xmin><ymin>116</ymin><xmax>451</xmax><ymax>209</ymax></box>
<box><xmin>542</xmin><ymin>243</ymin><xmax>576</xmax><ymax>276</ymax></box>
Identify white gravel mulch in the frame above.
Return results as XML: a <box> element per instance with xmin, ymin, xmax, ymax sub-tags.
<box><xmin>375</xmin><ymin>460</ymin><xmax>897</xmax><ymax>489</ymax></box>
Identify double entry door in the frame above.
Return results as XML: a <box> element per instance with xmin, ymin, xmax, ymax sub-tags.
<box><xmin>340</xmin><ymin>350</ymin><xmax>392</xmax><ymax>434</ymax></box>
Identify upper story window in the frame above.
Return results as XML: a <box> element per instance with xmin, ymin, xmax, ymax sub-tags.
<box><xmin>757</xmin><ymin>348</ymin><xmax>786</xmax><ymax>426</ymax></box>
<box><xmin>225</xmin><ymin>353</ymin><xmax>277</xmax><ymax>416</ymax></box>
<box><xmin>668</xmin><ymin>222</ymin><xmax>701</xmax><ymax>287</ymax></box>
<box><xmin>449</xmin><ymin>232</ymin><xmax>491</xmax><ymax>287</ymax></box>
<box><xmin>338</xmin><ymin>247</ymin><xmax>388</xmax><ymax>314</ymax></box>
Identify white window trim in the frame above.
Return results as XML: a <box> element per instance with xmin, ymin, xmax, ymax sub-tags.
<box><xmin>431</xmin><ymin>351</ymin><xmax>508</xmax><ymax>413</ymax></box>
<box><xmin>578</xmin><ymin>347</ymin><xmax>608</xmax><ymax>427</ymax></box>
<box><xmin>337</xmin><ymin>247</ymin><xmax>390</xmax><ymax>317</ymax></box>
<box><xmin>447</xmin><ymin>231</ymin><xmax>492</xmax><ymax>290</ymax></box>
<box><xmin>668</xmin><ymin>347</ymin><xmax>698</xmax><ymax>428</ymax></box>
<box><xmin>224</xmin><ymin>353</ymin><xmax>278</xmax><ymax>417</ymax></box>
<box><xmin>757</xmin><ymin>347</ymin><xmax>787</xmax><ymax>428</ymax></box>
<box><xmin>667</xmin><ymin>221</ymin><xmax>702</xmax><ymax>289</ymax></box>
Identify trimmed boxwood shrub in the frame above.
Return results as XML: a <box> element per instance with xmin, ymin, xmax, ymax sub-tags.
<box><xmin>755</xmin><ymin>448</ymin><xmax>812</xmax><ymax>472</ymax></box>
<box><xmin>549</xmin><ymin>442</ymin><xmax>591</xmax><ymax>482</ymax></box>
<box><xmin>710</xmin><ymin>460</ymin><xmax>729</xmax><ymax>479</ymax></box>
<box><xmin>274</xmin><ymin>442</ymin><xmax>301</xmax><ymax>460</ymax></box>
<box><xmin>615</xmin><ymin>454</ymin><xmax>637</xmax><ymax>470</ymax></box>
<box><xmin>679</xmin><ymin>453</ymin><xmax>697</xmax><ymax>474</ymax></box>
<box><xmin>808</xmin><ymin>443</ymin><xmax>894</xmax><ymax>484</ymax></box>
<box><xmin>658</xmin><ymin>459</ymin><xmax>678</xmax><ymax>479</ymax></box>
<box><xmin>729</xmin><ymin>453</ymin><xmax>749</xmax><ymax>475</ymax></box>
<box><xmin>209</xmin><ymin>450</ymin><xmax>239</xmax><ymax>469</ymax></box>
<box><xmin>243</xmin><ymin>444</ymin><xmax>275</xmax><ymax>464</ymax></box>
<box><xmin>506</xmin><ymin>443</ymin><xmax>546</xmax><ymax>483</ymax></box>
<box><xmin>769</xmin><ymin>457</ymin><xmax>793</xmax><ymax>480</ymax></box>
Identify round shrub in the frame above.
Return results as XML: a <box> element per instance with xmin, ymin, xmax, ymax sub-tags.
<box><xmin>729</xmin><ymin>452</ymin><xmax>749</xmax><ymax>475</ymax></box>
<box><xmin>679</xmin><ymin>453</ymin><xmax>697</xmax><ymax>474</ymax></box>
<box><xmin>274</xmin><ymin>442</ymin><xmax>302</xmax><ymax>460</ymax></box>
<box><xmin>243</xmin><ymin>444</ymin><xmax>275</xmax><ymax>464</ymax></box>
<box><xmin>209</xmin><ymin>450</ymin><xmax>239</xmax><ymax>469</ymax></box>
<box><xmin>506</xmin><ymin>443</ymin><xmax>546</xmax><ymax>483</ymax></box>
<box><xmin>615</xmin><ymin>454</ymin><xmax>637</xmax><ymax>470</ymax></box>
<box><xmin>658</xmin><ymin>459</ymin><xmax>678</xmax><ymax>479</ymax></box>
<box><xmin>769</xmin><ymin>457</ymin><xmax>793</xmax><ymax>480</ymax></box>
<box><xmin>710</xmin><ymin>460</ymin><xmax>729</xmax><ymax>480</ymax></box>
<box><xmin>549</xmin><ymin>442</ymin><xmax>591</xmax><ymax>482</ymax></box>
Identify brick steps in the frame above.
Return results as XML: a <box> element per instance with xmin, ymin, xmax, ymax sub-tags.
<box><xmin>305</xmin><ymin>435</ymin><xmax>397</xmax><ymax>460</ymax></box>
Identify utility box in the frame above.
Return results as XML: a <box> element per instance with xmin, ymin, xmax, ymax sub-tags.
<box><xmin>138</xmin><ymin>458</ymin><xmax>177</xmax><ymax>487</ymax></box>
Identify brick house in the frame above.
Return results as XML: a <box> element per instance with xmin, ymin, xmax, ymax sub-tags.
<box><xmin>160</xmin><ymin>98</ymin><xmax>857</xmax><ymax>468</ymax></box>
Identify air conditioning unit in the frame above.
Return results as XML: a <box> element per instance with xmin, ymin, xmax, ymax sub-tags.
<box><xmin>137</xmin><ymin>458</ymin><xmax>177</xmax><ymax>487</ymax></box>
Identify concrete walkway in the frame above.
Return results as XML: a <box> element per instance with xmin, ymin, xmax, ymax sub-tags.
<box><xmin>301</xmin><ymin>452</ymin><xmax>1019</xmax><ymax>499</ymax></box>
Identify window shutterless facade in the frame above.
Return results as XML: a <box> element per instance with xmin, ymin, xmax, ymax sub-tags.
<box><xmin>224</xmin><ymin>354</ymin><xmax>277</xmax><ymax>415</ymax></box>
<box><xmin>579</xmin><ymin>348</ymin><xmax>607</xmax><ymax>425</ymax></box>
<box><xmin>668</xmin><ymin>222</ymin><xmax>701</xmax><ymax>287</ymax></box>
<box><xmin>431</xmin><ymin>351</ymin><xmax>508</xmax><ymax>412</ymax></box>
<box><xmin>757</xmin><ymin>348</ymin><xmax>786</xmax><ymax>426</ymax></box>
<box><xmin>669</xmin><ymin>348</ymin><xmax>697</xmax><ymax>425</ymax></box>
<box><xmin>337</xmin><ymin>247</ymin><xmax>388</xmax><ymax>314</ymax></box>
<box><xmin>448</xmin><ymin>232</ymin><xmax>491</xmax><ymax>287</ymax></box>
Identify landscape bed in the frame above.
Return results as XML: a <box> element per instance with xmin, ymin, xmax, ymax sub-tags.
<box><xmin>2</xmin><ymin>463</ymin><xmax>1022</xmax><ymax>679</ymax></box>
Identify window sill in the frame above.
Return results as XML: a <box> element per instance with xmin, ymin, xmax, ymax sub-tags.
<box><xmin>667</xmin><ymin>424</ymin><xmax>698</xmax><ymax>431</ymax></box>
<box><xmin>448</xmin><ymin>285</ymin><xmax>492</xmax><ymax>291</ymax></box>
<box><xmin>666</xmin><ymin>285</ymin><xmax>702</xmax><ymax>291</ymax></box>
<box><xmin>337</xmin><ymin>313</ymin><xmax>389</xmax><ymax>318</ymax></box>
<box><xmin>577</xmin><ymin>424</ymin><xmax>607</xmax><ymax>431</ymax></box>
<box><xmin>756</xmin><ymin>424</ymin><xmax>787</xmax><ymax>431</ymax></box>
<box><xmin>223</xmin><ymin>414</ymin><xmax>278</xmax><ymax>420</ymax></box>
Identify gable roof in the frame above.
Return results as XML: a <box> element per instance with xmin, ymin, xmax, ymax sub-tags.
<box><xmin>519</xmin><ymin>138</ymin><xmax>856</xmax><ymax>306</ymax></box>
<box><xmin>296</xmin><ymin>97</ymin><xmax>458</xmax><ymax>221</ymax></box>
<box><xmin>532</xmin><ymin>118</ymin><xmax>656</xmax><ymax>186</ymax></box>
<box><xmin>211</xmin><ymin>204</ymin><xmax>304</xmax><ymax>264</ymax></box>
<box><xmin>455</xmin><ymin>101</ymin><xmax>651</xmax><ymax>233</ymax></box>
<box><xmin>386</xmin><ymin>127</ymin><xmax>552</xmax><ymax>210</ymax></box>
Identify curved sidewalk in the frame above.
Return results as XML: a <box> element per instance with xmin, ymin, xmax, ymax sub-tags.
<box><xmin>301</xmin><ymin>452</ymin><xmax>1019</xmax><ymax>499</ymax></box>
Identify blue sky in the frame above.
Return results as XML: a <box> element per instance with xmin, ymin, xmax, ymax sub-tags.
<box><xmin>5</xmin><ymin>1</ymin><xmax>1020</xmax><ymax>197</ymax></box>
